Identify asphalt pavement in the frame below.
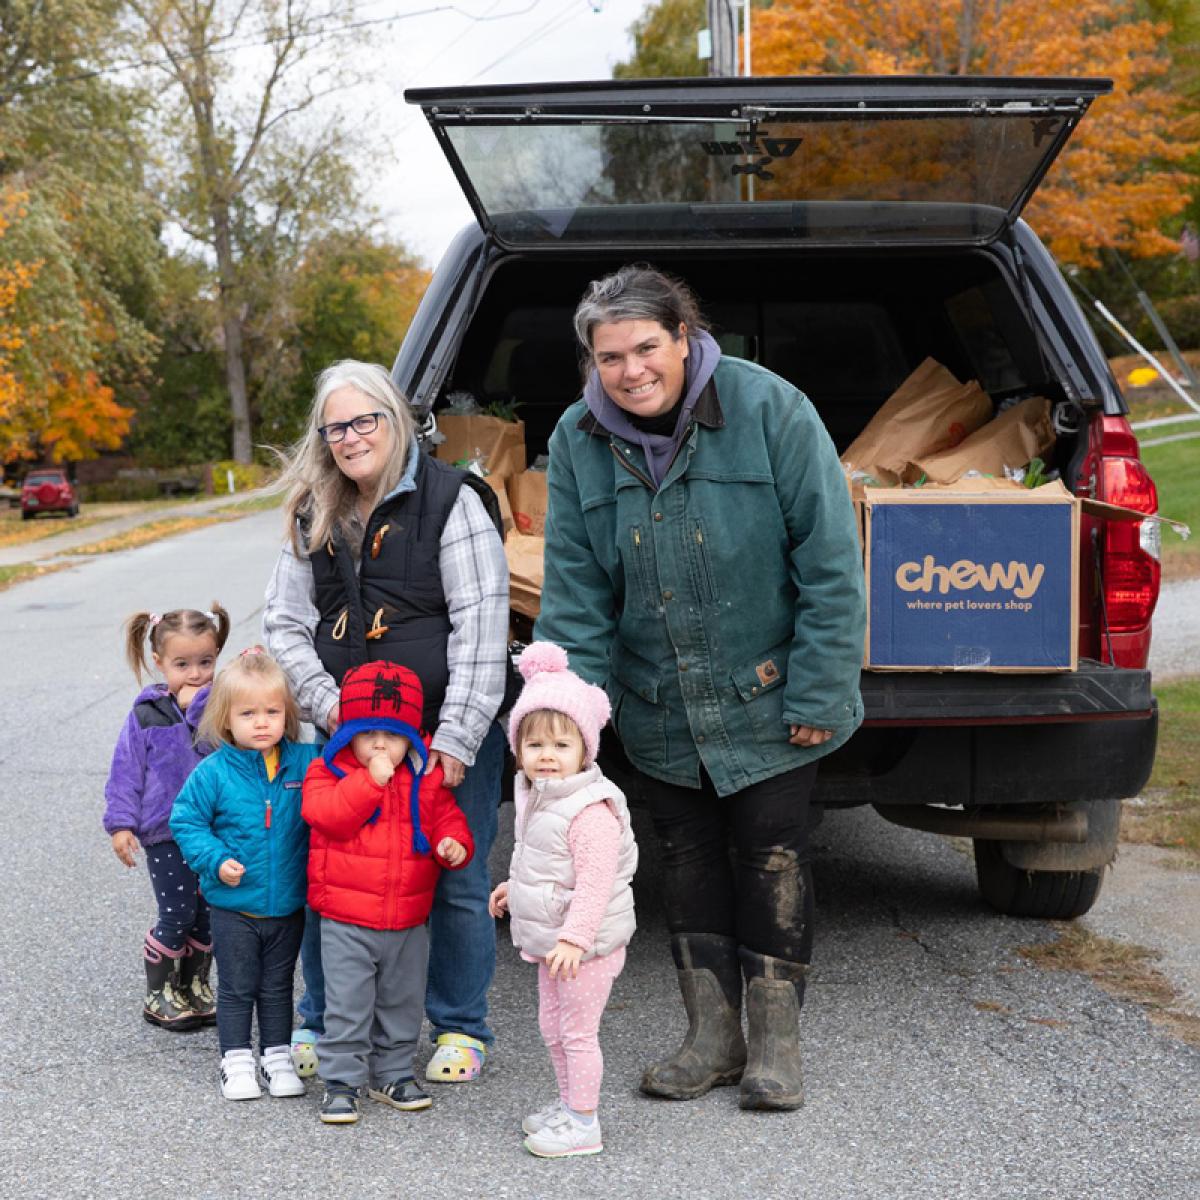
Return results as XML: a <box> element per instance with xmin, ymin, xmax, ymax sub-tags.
<box><xmin>0</xmin><ymin>509</ymin><xmax>1196</xmax><ymax>1200</ymax></box>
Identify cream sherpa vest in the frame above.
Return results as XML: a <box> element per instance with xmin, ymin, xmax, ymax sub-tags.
<box><xmin>507</xmin><ymin>764</ymin><xmax>638</xmax><ymax>960</ymax></box>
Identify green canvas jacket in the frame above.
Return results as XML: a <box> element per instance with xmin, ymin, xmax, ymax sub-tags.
<box><xmin>536</xmin><ymin>355</ymin><xmax>866</xmax><ymax>797</ymax></box>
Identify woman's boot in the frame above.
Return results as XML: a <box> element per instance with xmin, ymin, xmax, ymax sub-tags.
<box><xmin>142</xmin><ymin>935</ymin><xmax>201</xmax><ymax>1032</ymax></box>
<box><xmin>641</xmin><ymin>932</ymin><xmax>746</xmax><ymax>1099</ymax></box>
<box><xmin>178</xmin><ymin>936</ymin><xmax>217</xmax><ymax>1025</ymax></box>
<box><xmin>738</xmin><ymin>947</ymin><xmax>806</xmax><ymax>1111</ymax></box>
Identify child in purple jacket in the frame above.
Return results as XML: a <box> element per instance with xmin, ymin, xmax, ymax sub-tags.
<box><xmin>104</xmin><ymin>603</ymin><xmax>231</xmax><ymax>1031</ymax></box>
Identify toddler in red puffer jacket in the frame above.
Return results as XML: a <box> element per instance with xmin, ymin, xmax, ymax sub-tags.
<box><xmin>302</xmin><ymin>660</ymin><xmax>472</xmax><ymax>1126</ymax></box>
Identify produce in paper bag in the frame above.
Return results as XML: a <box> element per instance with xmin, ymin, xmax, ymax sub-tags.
<box><xmin>435</xmin><ymin>412</ymin><xmax>526</xmax><ymax>481</ymax></box>
<box><xmin>912</xmin><ymin>397</ymin><xmax>1054</xmax><ymax>485</ymax></box>
<box><xmin>507</xmin><ymin>469</ymin><xmax>549</xmax><ymax>536</ymax></box>
<box><xmin>841</xmin><ymin>358</ymin><xmax>992</xmax><ymax>481</ymax></box>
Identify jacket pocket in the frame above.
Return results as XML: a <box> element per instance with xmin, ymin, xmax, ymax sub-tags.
<box><xmin>609</xmin><ymin>643</ymin><xmax>666</xmax><ymax>767</ymax></box>
<box><xmin>730</xmin><ymin>643</ymin><xmax>791</xmax><ymax>746</ymax></box>
<box><xmin>625</xmin><ymin>526</ymin><xmax>661</xmax><ymax>613</ymax></box>
<box><xmin>686</xmin><ymin>518</ymin><xmax>719</xmax><ymax>605</ymax></box>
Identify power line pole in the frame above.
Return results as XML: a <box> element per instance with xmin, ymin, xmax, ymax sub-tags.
<box><xmin>707</xmin><ymin>0</ymin><xmax>737</xmax><ymax>76</ymax></box>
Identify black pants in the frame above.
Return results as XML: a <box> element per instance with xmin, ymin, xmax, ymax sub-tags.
<box><xmin>210</xmin><ymin>906</ymin><xmax>304</xmax><ymax>1055</ymax></box>
<box><xmin>642</xmin><ymin>763</ymin><xmax>817</xmax><ymax>965</ymax></box>
<box><xmin>145</xmin><ymin>840</ymin><xmax>209</xmax><ymax>952</ymax></box>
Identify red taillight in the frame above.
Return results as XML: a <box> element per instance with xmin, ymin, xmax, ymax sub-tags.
<box><xmin>1098</xmin><ymin>418</ymin><xmax>1159</xmax><ymax>634</ymax></box>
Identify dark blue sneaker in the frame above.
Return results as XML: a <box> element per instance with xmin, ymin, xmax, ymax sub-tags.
<box><xmin>319</xmin><ymin>1081</ymin><xmax>360</xmax><ymax>1125</ymax></box>
<box><xmin>368</xmin><ymin>1077</ymin><xmax>432</xmax><ymax>1112</ymax></box>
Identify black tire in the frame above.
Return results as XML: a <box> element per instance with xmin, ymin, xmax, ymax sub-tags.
<box><xmin>21</xmin><ymin>510</ymin><xmax>32</xmax><ymax>520</ymax></box>
<box><xmin>68</xmin><ymin>505</ymin><xmax>79</xmax><ymax>518</ymax></box>
<box><xmin>974</xmin><ymin>838</ymin><xmax>1104</xmax><ymax>918</ymax></box>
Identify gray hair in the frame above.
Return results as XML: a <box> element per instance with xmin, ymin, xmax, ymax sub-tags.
<box><xmin>572</xmin><ymin>264</ymin><xmax>708</xmax><ymax>350</ymax></box>
<box><xmin>274</xmin><ymin>360</ymin><xmax>417</xmax><ymax>554</ymax></box>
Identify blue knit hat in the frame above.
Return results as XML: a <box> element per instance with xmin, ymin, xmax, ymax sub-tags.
<box><xmin>322</xmin><ymin>661</ymin><xmax>430</xmax><ymax>854</ymax></box>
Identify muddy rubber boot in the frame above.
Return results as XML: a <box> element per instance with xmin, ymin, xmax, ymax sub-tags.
<box><xmin>738</xmin><ymin>947</ymin><xmax>806</xmax><ymax>1111</ymax></box>
<box><xmin>640</xmin><ymin>932</ymin><xmax>747</xmax><ymax>1100</ymax></box>
<box><xmin>178</xmin><ymin>937</ymin><xmax>217</xmax><ymax>1025</ymax></box>
<box><xmin>143</xmin><ymin>937</ymin><xmax>201</xmax><ymax>1032</ymax></box>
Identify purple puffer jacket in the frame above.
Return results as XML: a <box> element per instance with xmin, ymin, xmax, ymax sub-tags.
<box><xmin>103</xmin><ymin>683</ymin><xmax>212</xmax><ymax>846</ymax></box>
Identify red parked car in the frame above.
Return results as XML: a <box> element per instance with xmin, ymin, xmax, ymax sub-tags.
<box><xmin>21</xmin><ymin>469</ymin><xmax>79</xmax><ymax>519</ymax></box>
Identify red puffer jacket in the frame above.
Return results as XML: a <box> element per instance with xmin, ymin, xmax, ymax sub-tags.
<box><xmin>302</xmin><ymin>747</ymin><xmax>473</xmax><ymax>931</ymax></box>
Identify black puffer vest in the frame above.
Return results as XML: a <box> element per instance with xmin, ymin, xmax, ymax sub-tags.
<box><xmin>306</xmin><ymin>453</ymin><xmax>502</xmax><ymax>733</ymax></box>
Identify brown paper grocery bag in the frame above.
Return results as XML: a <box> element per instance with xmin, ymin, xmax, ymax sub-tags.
<box><xmin>507</xmin><ymin>469</ymin><xmax>549</xmax><ymax>536</ymax></box>
<box><xmin>841</xmin><ymin>358</ymin><xmax>992</xmax><ymax>480</ymax></box>
<box><xmin>484</xmin><ymin>475</ymin><xmax>514</xmax><ymax>538</ymax></box>
<box><xmin>505</xmin><ymin>533</ymin><xmax>545</xmax><ymax>619</ymax></box>
<box><xmin>912</xmin><ymin>396</ymin><xmax>1054</xmax><ymax>484</ymax></box>
<box><xmin>435</xmin><ymin>413</ymin><xmax>526</xmax><ymax>481</ymax></box>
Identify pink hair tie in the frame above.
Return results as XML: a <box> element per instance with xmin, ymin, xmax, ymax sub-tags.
<box><xmin>239</xmin><ymin>645</ymin><xmax>266</xmax><ymax>657</ymax></box>
<box><xmin>148</xmin><ymin>613</ymin><xmax>162</xmax><ymax>627</ymax></box>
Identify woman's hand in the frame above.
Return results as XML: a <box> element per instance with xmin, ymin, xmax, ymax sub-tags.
<box><xmin>111</xmin><ymin>831</ymin><xmax>139</xmax><ymax>868</ymax></box>
<box><xmin>428</xmin><ymin>750</ymin><xmax>466</xmax><ymax>787</ymax></box>
<box><xmin>437</xmin><ymin>837</ymin><xmax>467</xmax><ymax>866</ymax></box>
<box><xmin>488</xmin><ymin>881</ymin><xmax>509</xmax><ymax>918</ymax></box>
<box><xmin>219</xmin><ymin>858</ymin><xmax>245</xmax><ymax>886</ymax></box>
<box><xmin>547</xmin><ymin>940</ymin><xmax>584</xmax><ymax>980</ymax></box>
<box><xmin>789</xmin><ymin>724</ymin><xmax>833</xmax><ymax>747</ymax></box>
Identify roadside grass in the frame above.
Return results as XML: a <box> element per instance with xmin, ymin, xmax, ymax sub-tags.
<box><xmin>67</xmin><ymin>514</ymin><xmax>228</xmax><ymax>555</ymax></box>
<box><xmin>0</xmin><ymin>561</ymin><xmax>71</xmax><ymax>592</ymax></box>
<box><xmin>1139</xmin><ymin>438</ymin><xmax>1200</xmax><ymax>581</ymax></box>
<box><xmin>1124</xmin><ymin>677</ymin><xmax>1200</xmax><ymax>860</ymax></box>
<box><xmin>0</xmin><ymin>513</ymin><xmax>107</xmax><ymax>549</ymax></box>
<box><xmin>1019</xmin><ymin>925</ymin><xmax>1200</xmax><ymax>1049</ymax></box>
<box><xmin>216</xmin><ymin>490</ymin><xmax>281</xmax><ymax>515</ymax></box>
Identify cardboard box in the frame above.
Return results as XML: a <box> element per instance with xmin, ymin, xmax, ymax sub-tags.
<box><xmin>863</xmin><ymin>481</ymin><xmax>1079</xmax><ymax>672</ymax></box>
<box><xmin>507</xmin><ymin>468</ymin><xmax>548</xmax><ymax>536</ymax></box>
<box><xmin>435</xmin><ymin>412</ymin><xmax>526</xmax><ymax>480</ymax></box>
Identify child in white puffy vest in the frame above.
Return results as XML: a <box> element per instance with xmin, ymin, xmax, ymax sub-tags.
<box><xmin>489</xmin><ymin>642</ymin><xmax>638</xmax><ymax>1160</ymax></box>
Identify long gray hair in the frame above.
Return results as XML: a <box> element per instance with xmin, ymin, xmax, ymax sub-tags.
<box><xmin>276</xmin><ymin>360</ymin><xmax>417</xmax><ymax>554</ymax></box>
<box><xmin>572</xmin><ymin>264</ymin><xmax>709</xmax><ymax>352</ymax></box>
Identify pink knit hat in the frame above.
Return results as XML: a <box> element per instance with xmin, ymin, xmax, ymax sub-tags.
<box><xmin>507</xmin><ymin>642</ymin><xmax>611</xmax><ymax>765</ymax></box>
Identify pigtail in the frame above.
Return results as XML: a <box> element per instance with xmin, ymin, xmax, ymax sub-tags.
<box><xmin>124</xmin><ymin>612</ymin><xmax>155</xmax><ymax>682</ymax></box>
<box><xmin>208</xmin><ymin>601</ymin><xmax>232</xmax><ymax>653</ymax></box>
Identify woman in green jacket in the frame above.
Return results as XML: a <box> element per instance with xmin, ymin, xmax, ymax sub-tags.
<box><xmin>536</xmin><ymin>265</ymin><xmax>866</xmax><ymax>1112</ymax></box>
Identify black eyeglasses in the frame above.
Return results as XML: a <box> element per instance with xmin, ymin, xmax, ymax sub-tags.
<box><xmin>318</xmin><ymin>411</ymin><xmax>385</xmax><ymax>444</ymax></box>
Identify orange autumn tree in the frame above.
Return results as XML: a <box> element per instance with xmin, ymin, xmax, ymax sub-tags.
<box><xmin>0</xmin><ymin>190</ymin><xmax>41</xmax><ymax>442</ymax></box>
<box><xmin>750</xmin><ymin>0</ymin><xmax>1197</xmax><ymax>266</ymax></box>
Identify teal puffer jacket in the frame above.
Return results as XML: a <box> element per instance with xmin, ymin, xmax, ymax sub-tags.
<box><xmin>171</xmin><ymin>738</ymin><xmax>320</xmax><ymax>916</ymax></box>
<box><xmin>536</xmin><ymin>356</ymin><xmax>865</xmax><ymax>797</ymax></box>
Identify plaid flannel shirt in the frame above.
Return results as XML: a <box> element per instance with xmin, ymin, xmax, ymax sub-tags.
<box><xmin>263</xmin><ymin>482</ymin><xmax>508</xmax><ymax>766</ymax></box>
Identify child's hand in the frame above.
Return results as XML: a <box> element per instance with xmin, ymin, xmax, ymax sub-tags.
<box><xmin>111</xmin><ymin>831</ymin><xmax>140</xmax><ymax>868</ymax></box>
<box><xmin>488</xmin><ymin>881</ymin><xmax>509</xmax><ymax>918</ymax></box>
<box><xmin>368</xmin><ymin>753</ymin><xmax>395</xmax><ymax>787</ymax></box>
<box><xmin>176</xmin><ymin>684</ymin><xmax>200</xmax><ymax>711</ymax></box>
<box><xmin>218</xmin><ymin>858</ymin><xmax>245</xmax><ymax>886</ymax></box>
<box><xmin>546</xmin><ymin>940</ymin><xmax>584</xmax><ymax>981</ymax></box>
<box><xmin>437</xmin><ymin>837</ymin><xmax>467</xmax><ymax>867</ymax></box>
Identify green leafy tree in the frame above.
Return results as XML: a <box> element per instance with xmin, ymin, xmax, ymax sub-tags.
<box><xmin>614</xmin><ymin>0</ymin><xmax>705</xmax><ymax>78</ymax></box>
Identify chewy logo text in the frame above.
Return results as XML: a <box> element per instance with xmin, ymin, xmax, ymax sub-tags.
<box><xmin>895</xmin><ymin>556</ymin><xmax>1045</xmax><ymax>600</ymax></box>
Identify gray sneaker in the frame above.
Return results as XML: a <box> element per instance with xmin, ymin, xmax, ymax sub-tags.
<box><xmin>368</xmin><ymin>1078</ymin><xmax>432</xmax><ymax>1112</ymax></box>
<box><xmin>522</xmin><ymin>1097</ymin><xmax>566</xmax><ymax>1135</ymax></box>
<box><xmin>523</xmin><ymin>1109</ymin><xmax>603</xmax><ymax>1158</ymax></box>
<box><xmin>319</xmin><ymin>1082</ymin><xmax>360</xmax><ymax>1125</ymax></box>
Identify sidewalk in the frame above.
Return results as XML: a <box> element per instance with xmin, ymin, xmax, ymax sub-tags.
<box><xmin>0</xmin><ymin>492</ymin><xmax>267</xmax><ymax>568</ymax></box>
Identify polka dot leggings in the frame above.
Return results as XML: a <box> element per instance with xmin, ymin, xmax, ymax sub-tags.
<box><xmin>145</xmin><ymin>840</ymin><xmax>210</xmax><ymax>953</ymax></box>
<box><xmin>536</xmin><ymin>946</ymin><xmax>625</xmax><ymax>1112</ymax></box>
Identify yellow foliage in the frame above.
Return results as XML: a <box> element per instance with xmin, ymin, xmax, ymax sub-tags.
<box><xmin>751</xmin><ymin>0</ymin><xmax>1198</xmax><ymax>266</ymax></box>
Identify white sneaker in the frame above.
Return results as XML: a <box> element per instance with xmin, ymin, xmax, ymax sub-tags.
<box><xmin>219</xmin><ymin>1049</ymin><xmax>262</xmax><ymax>1101</ymax></box>
<box><xmin>523</xmin><ymin>1109</ymin><xmax>603</xmax><ymax>1158</ymax></box>
<box><xmin>522</xmin><ymin>1097</ymin><xmax>566</xmax><ymax>1135</ymax></box>
<box><xmin>260</xmin><ymin>1045</ymin><xmax>306</xmax><ymax>1097</ymax></box>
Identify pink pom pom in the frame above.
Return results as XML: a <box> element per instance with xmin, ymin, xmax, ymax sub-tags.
<box><xmin>518</xmin><ymin>641</ymin><xmax>569</xmax><ymax>681</ymax></box>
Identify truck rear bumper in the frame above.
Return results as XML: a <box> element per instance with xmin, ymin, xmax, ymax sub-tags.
<box><xmin>816</xmin><ymin>661</ymin><xmax>1157</xmax><ymax>807</ymax></box>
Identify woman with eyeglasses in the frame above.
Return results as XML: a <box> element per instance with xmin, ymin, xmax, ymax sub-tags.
<box><xmin>264</xmin><ymin>360</ymin><xmax>509</xmax><ymax>1089</ymax></box>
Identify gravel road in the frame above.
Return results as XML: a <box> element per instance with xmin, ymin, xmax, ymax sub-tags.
<box><xmin>0</xmin><ymin>510</ymin><xmax>1195</xmax><ymax>1200</ymax></box>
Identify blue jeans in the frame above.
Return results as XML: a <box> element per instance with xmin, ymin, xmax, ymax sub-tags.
<box><xmin>210</xmin><ymin>906</ymin><xmax>304</xmax><ymax>1055</ymax></box>
<box><xmin>294</xmin><ymin>721</ymin><xmax>504</xmax><ymax>1047</ymax></box>
<box><xmin>426</xmin><ymin>720</ymin><xmax>503</xmax><ymax>1046</ymax></box>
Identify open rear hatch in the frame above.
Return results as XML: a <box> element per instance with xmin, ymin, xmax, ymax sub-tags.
<box><xmin>407</xmin><ymin>76</ymin><xmax>1110</xmax><ymax>250</ymax></box>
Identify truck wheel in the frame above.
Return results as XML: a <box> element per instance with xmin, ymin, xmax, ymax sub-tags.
<box><xmin>974</xmin><ymin>839</ymin><xmax>1104</xmax><ymax>919</ymax></box>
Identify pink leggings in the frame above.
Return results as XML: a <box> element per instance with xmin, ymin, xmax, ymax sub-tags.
<box><xmin>536</xmin><ymin>946</ymin><xmax>626</xmax><ymax>1111</ymax></box>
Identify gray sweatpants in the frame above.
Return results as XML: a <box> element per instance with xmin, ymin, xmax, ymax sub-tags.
<box><xmin>317</xmin><ymin>917</ymin><xmax>428</xmax><ymax>1088</ymax></box>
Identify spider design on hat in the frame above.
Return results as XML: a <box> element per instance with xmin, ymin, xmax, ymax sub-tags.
<box><xmin>371</xmin><ymin>673</ymin><xmax>407</xmax><ymax>711</ymax></box>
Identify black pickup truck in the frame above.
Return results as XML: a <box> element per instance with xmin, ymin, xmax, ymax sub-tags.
<box><xmin>392</xmin><ymin>76</ymin><xmax>1159</xmax><ymax>919</ymax></box>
